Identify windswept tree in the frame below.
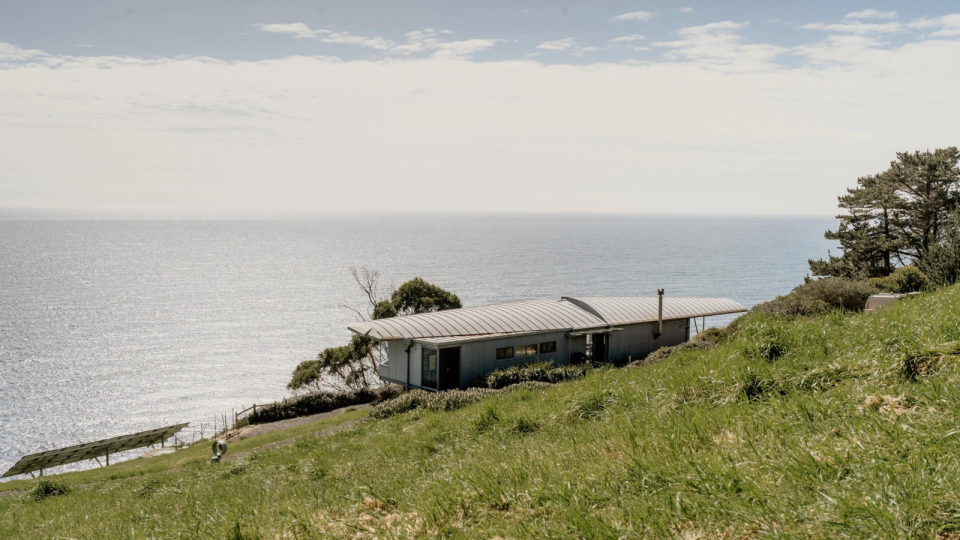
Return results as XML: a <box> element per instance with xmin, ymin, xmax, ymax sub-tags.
<box><xmin>920</xmin><ymin>209</ymin><xmax>960</xmax><ymax>287</ymax></box>
<box><xmin>810</xmin><ymin>148</ymin><xmax>960</xmax><ymax>278</ymax></box>
<box><xmin>288</xmin><ymin>268</ymin><xmax>461</xmax><ymax>393</ymax></box>
<box><xmin>391</xmin><ymin>277</ymin><xmax>462</xmax><ymax>315</ymax></box>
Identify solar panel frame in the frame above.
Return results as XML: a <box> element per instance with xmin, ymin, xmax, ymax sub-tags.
<box><xmin>2</xmin><ymin>422</ymin><xmax>189</xmax><ymax>477</ymax></box>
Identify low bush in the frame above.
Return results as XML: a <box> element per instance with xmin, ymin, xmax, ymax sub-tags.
<box><xmin>693</xmin><ymin>327</ymin><xmax>727</xmax><ymax>344</ymax></box>
<box><xmin>739</xmin><ymin>318</ymin><xmax>792</xmax><ymax>362</ymax></box>
<box><xmin>869</xmin><ymin>266</ymin><xmax>931</xmax><ymax>293</ymax></box>
<box><xmin>483</xmin><ymin>361</ymin><xmax>591</xmax><ymax>389</ymax></box>
<box><xmin>31</xmin><ymin>480</ymin><xmax>69</xmax><ymax>501</ymax></box>
<box><xmin>631</xmin><ymin>339</ymin><xmax>717</xmax><ymax>366</ymax></box>
<box><xmin>899</xmin><ymin>341</ymin><xmax>960</xmax><ymax>381</ymax></box>
<box><xmin>753</xmin><ymin>277</ymin><xmax>879</xmax><ymax>317</ymax></box>
<box><xmin>248</xmin><ymin>384</ymin><xmax>403</xmax><ymax>424</ymax></box>
<box><xmin>370</xmin><ymin>388</ymin><xmax>499</xmax><ymax>419</ymax></box>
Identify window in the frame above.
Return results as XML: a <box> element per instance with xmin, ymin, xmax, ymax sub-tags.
<box><xmin>379</xmin><ymin>342</ymin><xmax>390</xmax><ymax>366</ymax></box>
<box><xmin>496</xmin><ymin>347</ymin><xmax>514</xmax><ymax>360</ymax></box>
<box><xmin>539</xmin><ymin>341</ymin><xmax>556</xmax><ymax>354</ymax></box>
<box><xmin>516</xmin><ymin>344</ymin><xmax>537</xmax><ymax>357</ymax></box>
<box><xmin>422</xmin><ymin>348</ymin><xmax>438</xmax><ymax>389</ymax></box>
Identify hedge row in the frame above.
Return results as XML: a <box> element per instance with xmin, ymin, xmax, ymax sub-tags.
<box><xmin>247</xmin><ymin>384</ymin><xmax>403</xmax><ymax>425</ymax></box>
<box><xmin>370</xmin><ymin>381</ymin><xmax>553</xmax><ymax>419</ymax></box>
<box><xmin>481</xmin><ymin>361</ymin><xmax>592</xmax><ymax>389</ymax></box>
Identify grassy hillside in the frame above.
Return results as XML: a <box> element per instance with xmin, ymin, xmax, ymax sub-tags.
<box><xmin>4</xmin><ymin>286</ymin><xmax>960</xmax><ymax>539</ymax></box>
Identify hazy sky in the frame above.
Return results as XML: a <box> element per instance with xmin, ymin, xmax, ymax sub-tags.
<box><xmin>2</xmin><ymin>1</ymin><xmax>959</xmax><ymax>214</ymax></box>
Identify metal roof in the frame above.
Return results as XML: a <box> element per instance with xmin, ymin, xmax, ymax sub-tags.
<box><xmin>349</xmin><ymin>296</ymin><xmax>746</xmax><ymax>341</ymax></box>
<box><xmin>348</xmin><ymin>299</ymin><xmax>607</xmax><ymax>340</ymax></box>
<box><xmin>563</xmin><ymin>296</ymin><xmax>747</xmax><ymax>326</ymax></box>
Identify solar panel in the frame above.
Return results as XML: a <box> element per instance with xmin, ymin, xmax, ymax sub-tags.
<box><xmin>2</xmin><ymin>422</ymin><xmax>189</xmax><ymax>478</ymax></box>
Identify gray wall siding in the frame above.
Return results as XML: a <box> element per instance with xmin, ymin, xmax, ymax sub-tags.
<box><xmin>377</xmin><ymin>340</ymin><xmax>404</xmax><ymax>383</ymax></box>
<box><xmin>376</xmin><ymin>341</ymin><xmax>428</xmax><ymax>388</ymax></box>
<box><xmin>608</xmin><ymin>319</ymin><xmax>689</xmax><ymax>363</ymax></box>
<box><xmin>383</xmin><ymin>320</ymin><xmax>690</xmax><ymax>388</ymax></box>
<box><xmin>451</xmin><ymin>330</ymin><xmax>573</xmax><ymax>387</ymax></box>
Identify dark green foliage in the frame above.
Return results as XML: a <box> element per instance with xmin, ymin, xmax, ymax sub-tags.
<box><xmin>569</xmin><ymin>390</ymin><xmax>613</xmax><ymax>420</ymax></box>
<box><xmin>738</xmin><ymin>371</ymin><xmax>787</xmax><ymax>401</ymax></box>
<box><xmin>288</xmin><ymin>334</ymin><xmax>375</xmax><ymax>391</ymax></box>
<box><xmin>508</xmin><ymin>416</ymin><xmax>540</xmax><ymax>435</ymax></box>
<box><xmin>371</xmin><ymin>300</ymin><xmax>397</xmax><ymax>320</ymax></box>
<box><xmin>31</xmin><ymin>480</ymin><xmax>68</xmax><ymax>501</ymax></box>
<box><xmin>868</xmin><ymin>265</ymin><xmax>930</xmax><ymax>293</ymax></box>
<box><xmin>899</xmin><ymin>341</ymin><xmax>960</xmax><ymax>381</ymax></box>
<box><xmin>920</xmin><ymin>210</ymin><xmax>960</xmax><ymax>287</ymax></box>
<box><xmin>811</xmin><ymin>147</ymin><xmax>960</xmax><ymax>279</ymax></box>
<box><xmin>369</xmin><ymin>388</ymin><xmax>500</xmax><ymax>419</ymax></box>
<box><xmin>753</xmin><ymin>277</ymin><xmax>879</xmax><ymax>317</ymax></box>
<box><xmin>693</xmin><ymin>327</ymin><xmax>727</xmax><ymax>344</ymax></box>
<box><xmin>631</xmin><ymin>339</ymin><xmax>717</xmax><ymax>366</ymax></box>
<box><xmin>472</xmin><ymin>405</ymin><xmax>501</xmax><ymax>433</ymax></box>
<box><xmin>390</xmin><ymin>277</ymin><xmax>462</xmax><ymax>315</ymax></box>
<box><xmin>483</xmin><ymin>361</ymin><xmax>591</xmax><ymax>389</ymax></box>
<box><xmin>250</xmin><ymin>385</ymin><xmax>402</xmax><ymax>424</ymax></box>
<box><xmin>740</xmin><ymin>320</ymin><xmax>791</xmax><ymax>361</ymax></box>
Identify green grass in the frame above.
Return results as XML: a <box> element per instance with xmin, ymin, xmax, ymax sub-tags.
<box><xmin>4</xmin><ymin>286</ymin><xmax>960</xmax><ymax>538</ymax></box>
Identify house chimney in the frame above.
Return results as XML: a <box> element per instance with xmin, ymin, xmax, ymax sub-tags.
<box><xmin>655</xmin><ymin>289</ymin><xmax>664</xmax><ymax>339</ymax></box>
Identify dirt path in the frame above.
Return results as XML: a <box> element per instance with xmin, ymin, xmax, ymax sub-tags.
<box><xmin>226</xmin><ymin>403</ymin><xmax>369</xmax><ymax>441</ymax></box>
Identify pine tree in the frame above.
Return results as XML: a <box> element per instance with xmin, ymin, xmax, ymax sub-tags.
<box><xmin>810</xmin><ymin>148</ymin><xmax>960</xmax><ymax>278</ymax></box>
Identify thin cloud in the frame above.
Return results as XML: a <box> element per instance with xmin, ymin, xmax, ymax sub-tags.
<box><xmin>799</xmin><ymin>21</ymin><xmax>904</xmax><ymax>35</ymax></box>
<box><xmin>254</xmin><ymin>23</ymin><xmax>499</xmax><ymax>58</ymax></box>
<box><xmin>536</xmin><ymin>38</ymin><xmax>576</xmax><ymax>51</ymax></box>
<box><xmin>679</xmin><ymin>8</ymin><xmax>695</xmax><ymax>13</ymax></box>
<box><xmin>254</xmin><ymin>23</ymin><xmax>318</xmax><ymax>39</ymax></box>
<box><xmin>536</xmin><ymin>38</ymin><xmax>599</xmax><ymax>56</ymax></box>
<box><xmin>908</xmin><ymin>14</ymin><xmax>960</xmax><ymax>37</ymax></box>
<box><xmin>609</xmin><ymin>11</ymin><xmax>655</xmax><ymax>22</ymax></box>
<box><xmin>610</xmin><ymin>35</ymin><xmax>646</xmax><ymax>43</ymax></box>
<box><xmin>654</xmin><ymin>21</ymin><xmax>787</xmax><ymax>72</ymax></box>
<box><xmin>845</xmin><ymin>9</ymin><xmax>898</xmax><ymax>20</ymax></box>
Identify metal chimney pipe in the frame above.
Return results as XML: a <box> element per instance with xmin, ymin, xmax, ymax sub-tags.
<box><xmin>655</xmin><ymin>289</ymin><xmax>664</xmax><ymax>339</ymax></box>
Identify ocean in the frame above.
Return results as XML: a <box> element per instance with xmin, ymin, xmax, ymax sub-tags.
<box><xmin>0</xmin><ymin>212</ymin><xmax>835</xmax><ymax>477</ymax></box>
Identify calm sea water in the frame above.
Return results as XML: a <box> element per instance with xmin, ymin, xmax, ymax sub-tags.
<box><xmin>0</xmin><ymin>212</ymin><xmax>835</xmax><ymax>477</ymax></box>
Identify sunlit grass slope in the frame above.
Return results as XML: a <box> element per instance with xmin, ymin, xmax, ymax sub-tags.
<box><xmin>4</xmin><ymin>285</ymin><xmax>960</xmax><ymax>539</ymax></box>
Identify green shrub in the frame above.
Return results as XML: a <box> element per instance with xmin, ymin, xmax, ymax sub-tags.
<box><xmin>899</xmin><ymin>341</ymin><xmax>960</xmax><ymax>381</ymax></box>
<box><xmin>869</xmin><ymin>266</ymin><xmax>931</xmax><ymax>293</ymax></box>
<box><xmin>739</xmin><ymin>318</ymin><xmax>792</xmax><ymax>362</ymax></box>
<box><xmin>31</xmin><ymin>479</ymin><xmax>69</xmax><ymax>501</ymax></box>
<box><xmin>569</xmin><ymin>390</ymin><xmax>614</xmax><ymax>420</ymax></box>
<box><xmin>484</xmin><ymin>361</ymin><xmax>591</xmax><ymax>389</ymax></box>
<box><xmin>754</xmin><ymin>277</ymin><xmax>879</xmax><ymax>317</ymax></box>
<box><xmin>508</xmin><ymin>416</ymin><xmax>540</xmax><ymax>435</ymax></box>
<box><xmin>371</xmin><ymin>380</ymin><xmax>557</xmax><ymax>420</ymax></box>
<box><xmin>370</xmin><ymin>388</ymin><xmax>499</xmax><ymax>419</ymax></box>
<box><xmin>738</xmin><ymin>372</ymin><xmax>786</xmax><ymax>401</ymax></box>
<box><xmin>631</xmin><ymin>339</ymin><xmax>717</xmax><ymax>366</ymax></box>
<box><xmin>249</xmin><ymin>384</ymin><xmax>402</xmax><ymax>424</ymax></box>
<box><xmin>473</xmin><ymin>405</ymin><xmax>501</xmax><ymax>433</ymax></box>
<box><xmin>920</xmin><ymin>210</ymin><xmax>960</xmax><ymax>287</ymax></box>
<box><xmin>693</xmin><ymin>327</ymin><xmax>727</xmax><ymax>344</ymax></box>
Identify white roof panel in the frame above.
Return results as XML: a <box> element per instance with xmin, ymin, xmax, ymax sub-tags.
<box><xmin>562</xmin><ymin>296</ymin><xmax>746</xmax><ymax>326</ymax></box>
<box><xmin>348</xmin><ymin>299</ymin><xmax>607</xmax><ymax>340</ymax></box>
<box><xmin>348</xmin><ymin>296</ymin><xmax>747</xmax><ymax>341</ymax></box>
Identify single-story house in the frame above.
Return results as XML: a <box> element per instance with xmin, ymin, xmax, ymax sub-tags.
<box><xmin>348</xmin><ymin>295</ymin><xmax>746</xmax><ymax>391</ymax></box>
